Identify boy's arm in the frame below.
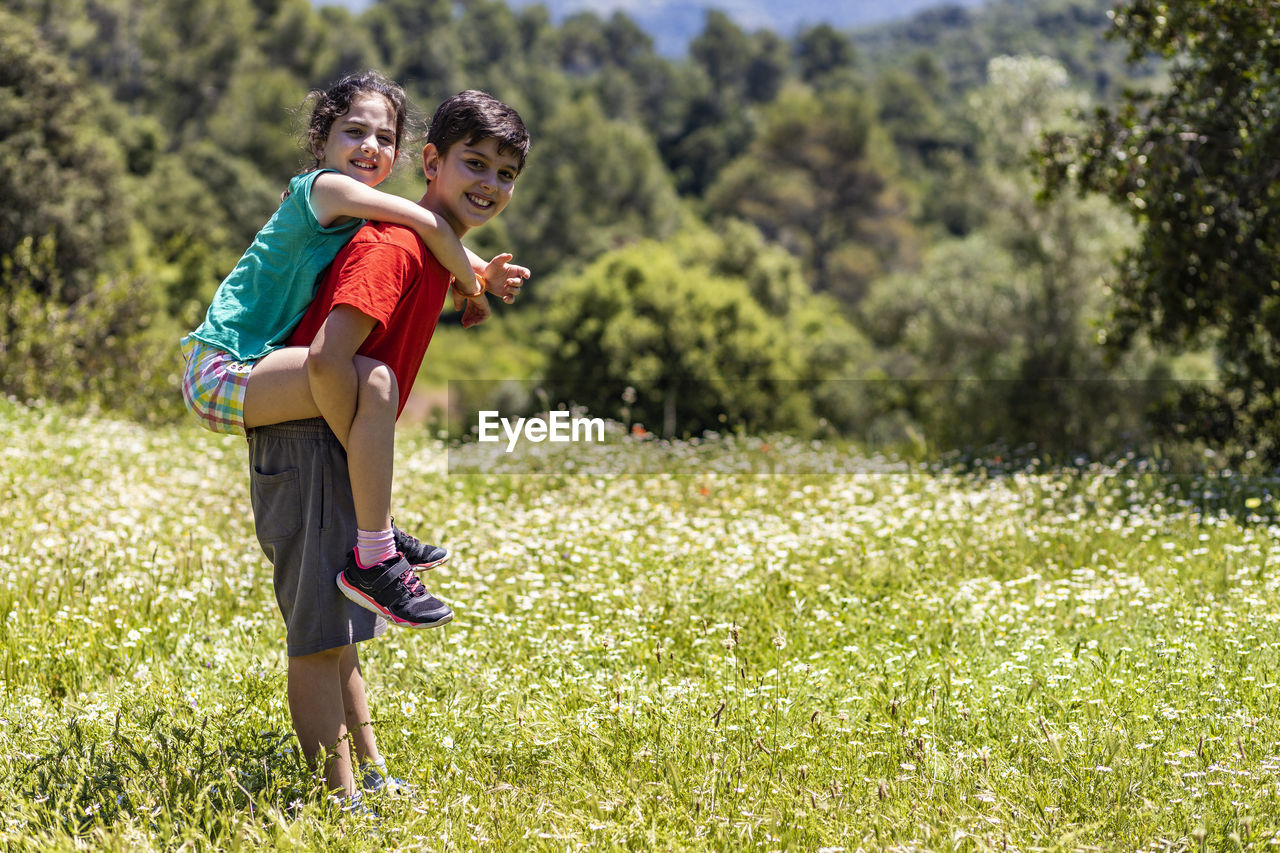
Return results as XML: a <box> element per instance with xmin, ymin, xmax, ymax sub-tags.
<box><xmin>306</xmin><ymin>304</ymin><xmax>378</xmax><ymax>447</ymax></box>
<box><xmin>311</xmin><ymin>172</ymin><xmax>484</xmax><ymax>298</ymax></box>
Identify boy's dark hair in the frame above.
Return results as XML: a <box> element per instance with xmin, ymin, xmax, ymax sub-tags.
<box><xmin>426</xmin><ymin>90</ymin><xmax>531</xmax><ymax>173</ymax></box>
<box><xmin>305</xmin><ymin>70</ymin><xmax>409</xmax><ymax>170</ymax></box>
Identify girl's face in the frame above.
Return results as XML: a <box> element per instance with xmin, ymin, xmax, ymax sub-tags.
<box><xmin>313</xmin><ymin>93</ymin><xmax>398</xmax><ymax>187</ymax></box>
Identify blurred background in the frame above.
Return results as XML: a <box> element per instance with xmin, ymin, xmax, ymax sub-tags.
<box><xmin>2</xmin><ymin>0</ymin><xmax>1274</xmax><ymax>465</ymax></box>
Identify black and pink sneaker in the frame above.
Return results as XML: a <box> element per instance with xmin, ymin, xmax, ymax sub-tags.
<box><xmin>337</xmin><ymin>551</ymin><xmax>453</xmax><ymax>628</ymax></box>
<box><xmin>391</xmin><ymin>523</ymin><xmax>449</xmax><ymax>571</ymax></box>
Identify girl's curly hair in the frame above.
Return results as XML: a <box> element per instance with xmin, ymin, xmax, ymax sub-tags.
<box><xmin>303</xmin><ymin>70</ymin><xmax>410</xmax><ymax>171</ymax></box>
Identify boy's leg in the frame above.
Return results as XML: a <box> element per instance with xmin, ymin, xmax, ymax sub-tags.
<box><xmin>339</xmin><ymin>644</ymin><xmax>382</xmax><ymax>769</ymax></box>
<box><xmin>249</xmin><ymin>419</ymin><xmax>388</xmax><ymax>798</ymax></box>
<box><xmin>288</xmin><ymin>646</ymin><xmax>357</xmax><ymax>796</ymax></box>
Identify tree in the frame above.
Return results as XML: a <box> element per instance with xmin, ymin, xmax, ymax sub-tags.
<box><xmin>706</xmin><ymin>83</ymin><xmax>915</xmax><ymax>305</ymax></box>
<box><xmin>455</xmin><ymin>0</ymin><xmax>526</xmax><ymax>95</ymax></box>
<box><xmin>863</xmin><ymin>56</ymin><xmax>1164</xmax><ymax>455</ymax></box>
<box><xmin>364</xmin><ymin>0</ymin><xmax>460</xmax><ymax>94</ymax></box>
<box><xmin>656</xmin><ymin>84</ymin><xmax>753</xmax><ymax>196</ymax></box>
<box><xmin>794</xmin><ymin>23</ymin><xmax>857</xmax><ymax>86</ymax></box>
<box><xmin>255</xmin><ymin>0</ymin><xmax>379</xmax><ymax>84</ymax></box>
<box><xmin>557</xmin><ymin>10</ymin><xmax>654</xmax><ymax>77</ymax></box>
<box><xmin>538</xmin><ymin>220</ymin><xmax>872</xmax><ymax>437</ymax></box>
<box><xmin>1041</xmin><ymin>0</ymin><xmax>1280</xmax><ymax>457</ymax></box>
<box><xmin>478</xmin><ymin>96</ymin><xmax>681</xmax><ymax>281</ymax></box>
<box><xmin>0</xmin><ymin>9</ymin><xmax>188</xmax><ymax>422</ymax></box>
<box><xmin>688</xmin><ymin>10</ymin><xmax>788</xmax><ymax>104</ymax></box>
<box><xmin>0</xmin><ymin>10</ymin><xmax>128</xmax><ymax>300</ymax></box>
<box><xmin>689</xmin><ymin>11</ymin><xmax>754</xmax><ymax>100</ymax></box>
<box><xmin>133</xmin><ymin>0</ymin><xmax>260</xmax><ymax>146</ymax></box>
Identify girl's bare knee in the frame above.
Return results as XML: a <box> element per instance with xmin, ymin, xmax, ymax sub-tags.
<box><xmin>355</xmin><ymin>358</ymin><xmax>398</xmax><ymax>412</ymax></box>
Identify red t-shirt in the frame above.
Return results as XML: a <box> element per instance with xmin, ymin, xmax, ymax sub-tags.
<box><xmin>288</xmin><ymin>221</ymin><xmax>451</xmax><ymax>418</ymax></box>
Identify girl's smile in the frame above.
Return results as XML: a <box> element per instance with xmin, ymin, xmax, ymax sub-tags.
<box><xmin>315</xmin><ymin>93</ymin><xmax>398</xmax><ymax>187</ymax></box>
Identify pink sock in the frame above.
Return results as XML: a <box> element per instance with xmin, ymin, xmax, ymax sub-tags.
<box><xmin>355</xmin><ymin>528</ymin><xmax>396</xmax><ymax>568</ymax></box>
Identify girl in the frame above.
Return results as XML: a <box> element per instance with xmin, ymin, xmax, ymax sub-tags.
<box><xmin>181</xmin><ymin>71</ymin><xmax>519</xmax><ymax>623</ymax></box>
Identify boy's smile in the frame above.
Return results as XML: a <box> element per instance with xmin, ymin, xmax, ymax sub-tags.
<box><xmin>421</xmin><ymin>137</ymin><xmax>519</xmax><ymax>235</ymax></box>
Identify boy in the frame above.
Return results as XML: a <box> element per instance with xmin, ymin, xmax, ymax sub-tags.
<box><xmin>248</xmin><ymin>90</ymin><xmax>530</xmax><ymax>799</ymax></box>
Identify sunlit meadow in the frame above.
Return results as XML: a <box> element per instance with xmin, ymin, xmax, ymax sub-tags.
<box><xmin>3</xmin><ymin>396</ymin><xmax>1280</xmax><ymax>851</ymax></box>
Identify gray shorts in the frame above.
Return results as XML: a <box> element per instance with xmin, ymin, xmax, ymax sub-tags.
<box><xmin>247</xmin><ymin>418</ymin><xmax>386</xmax><ymax>656</ymax></box>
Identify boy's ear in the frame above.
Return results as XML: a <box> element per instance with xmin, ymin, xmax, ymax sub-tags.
<box><xmin>421</xmin><ymin>143</ymin><xmax>441</xmax><ymax>182</ymax></box>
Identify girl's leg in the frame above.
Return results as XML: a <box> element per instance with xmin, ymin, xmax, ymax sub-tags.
<box><xmin>345</xmin><ymin>362</ymin><xmax>396</xmax><ymax>535</ymax></box>
<box><xmin>243</xmin><ymin>347</ymin><xmax>394</xmax><ymax>532</ymax></box>
<box><xmin>240</xmin><ymin>347</ymin><xmax>321</xmax><ymax>433</ymax></box>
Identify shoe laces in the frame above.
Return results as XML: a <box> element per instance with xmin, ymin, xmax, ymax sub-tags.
<box><xmin>398</xmin><ymin>569</ymin><xmax>426</xmax><ymax>597</ymax></box>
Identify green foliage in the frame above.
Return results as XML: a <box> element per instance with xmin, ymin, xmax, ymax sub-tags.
<box><xmin>0</xmin><ymin>236</ymin><xmax>187</xmax><ymax>424</ymax></box>
<box><xmin>368</xmin><ymin>0</ymin><xmax>461</xmax><ymax>93</ymax></box>
<box><xmin>794</xmin><ymin>23</ymin><xmax>858</xmax><ymax>86</ymax></box>
<box><xmin>707</xmin><ymin>83</ymin><xmax>916</xmax><ymax>304</ymax></box>
<box><xmin>0</xmin><ymin>10</ymin><xmax>185</xmax><ymax>425</ymax></box>
<box><xmin>537</xmin><ymin>220</ymin><xmax>872</xmax><ymax>437</ymax></box>
<box><xmin>853</xmin><ymin>0</ymin><xmax>1149</xmax><ymax>99</ymax></box>
<box><xmin>0</xmin><ymin>10</ymin><xmax>129</xmax><ymax>300</ymax></box>
<box><xmin>862</xmin><ymin>56</ymin><xmax>1170</xmax><ymax>456</ymax></box>
<box><xmin>1042</xmin><ymin>0</ymin><xmax>1280</xmax><ymax>461</ymax></box>
<box><xmin>495</xmin><ymin>95</ymin><xmax>682</xmax><ymax>279</ymax></box>
<box><xmin>1</xmin><ymin>0</ymin><xmax>1230</xmax><ymax>455</ymax></box>
<box><xmin>205</xmin><ymin>65</ymin><xmax>312</xmax><ymax>181</ymax></box>
<box><xmin>690</xmin><ymin>11</ymin><xmax>790</xmax><ymax>105</ymax></box>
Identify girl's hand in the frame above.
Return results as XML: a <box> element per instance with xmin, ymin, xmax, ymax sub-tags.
<box><xmin>482</xmin><ymin>253</ymin><xmax>530</xmax><ymax>304</ymax></box>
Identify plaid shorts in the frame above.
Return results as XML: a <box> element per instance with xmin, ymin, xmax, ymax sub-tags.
<box><xmin>180</xmin><ymin>336</ymin><xmax>254</xmax><ymax>436</ymax></box>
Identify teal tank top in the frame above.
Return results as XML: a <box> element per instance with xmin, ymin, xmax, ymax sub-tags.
<box><xmin>186</xmin><ymin>169</ymin><xmax>363</xmax><ymax>361</ymax></box>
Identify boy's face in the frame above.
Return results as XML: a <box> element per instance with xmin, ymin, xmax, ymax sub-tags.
<box><xmin>421</xmin><ymin>136</ymin><xmax>519</xmax><ymax>235</ymax></box>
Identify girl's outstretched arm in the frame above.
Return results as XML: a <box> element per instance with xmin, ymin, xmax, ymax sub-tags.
<box><xmin>310</xmin><ymin>171</ymin><xmax>483</xmax><ymax>297</ymax></box>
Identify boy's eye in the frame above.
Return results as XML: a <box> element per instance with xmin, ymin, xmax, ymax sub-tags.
<box><xmin>499</xmin><ymin>170</ymin><xmax>516</xmax><ymax>182</ymax></box>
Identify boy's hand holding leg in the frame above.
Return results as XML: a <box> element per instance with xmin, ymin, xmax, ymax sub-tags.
<box><xmin>460</xmin><ymin>292</ymin><xmax>491</xmax><ymax>328</ymax></box>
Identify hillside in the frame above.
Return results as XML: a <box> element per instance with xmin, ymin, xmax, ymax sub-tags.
<box><xmin>315</xmin><ymin>0</ymin><xmax>991</xmax><ymax>55</ymax></box>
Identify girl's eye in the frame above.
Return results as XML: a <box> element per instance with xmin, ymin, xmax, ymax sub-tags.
<box><xmin>499</xmin><ymin>170</ymin><xmax>516</xmax><ymax>182</ymax></box>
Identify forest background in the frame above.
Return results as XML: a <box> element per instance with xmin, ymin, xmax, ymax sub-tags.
<box><xmin>2</xmin><ymin>0</ymin><xmax>1275</xmax><ymax>465</ymax></box>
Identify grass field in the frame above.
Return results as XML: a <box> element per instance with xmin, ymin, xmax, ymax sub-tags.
<box><xmin>3</xmin><ymin>397</ymin><xmax>1280</xmax><ymax>851</ymax></box>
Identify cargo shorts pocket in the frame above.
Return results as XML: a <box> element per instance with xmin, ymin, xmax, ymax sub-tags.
<box><xmin>249</xmin><ymin>465</ymin><xmax>302</xmax><ymax>544</ymax></box>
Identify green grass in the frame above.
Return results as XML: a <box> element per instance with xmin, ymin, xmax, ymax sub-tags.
<box><xmin>3</xmin><ymin>397</ymin><xmax>1280</xmax><ymax>850</ymax></box>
